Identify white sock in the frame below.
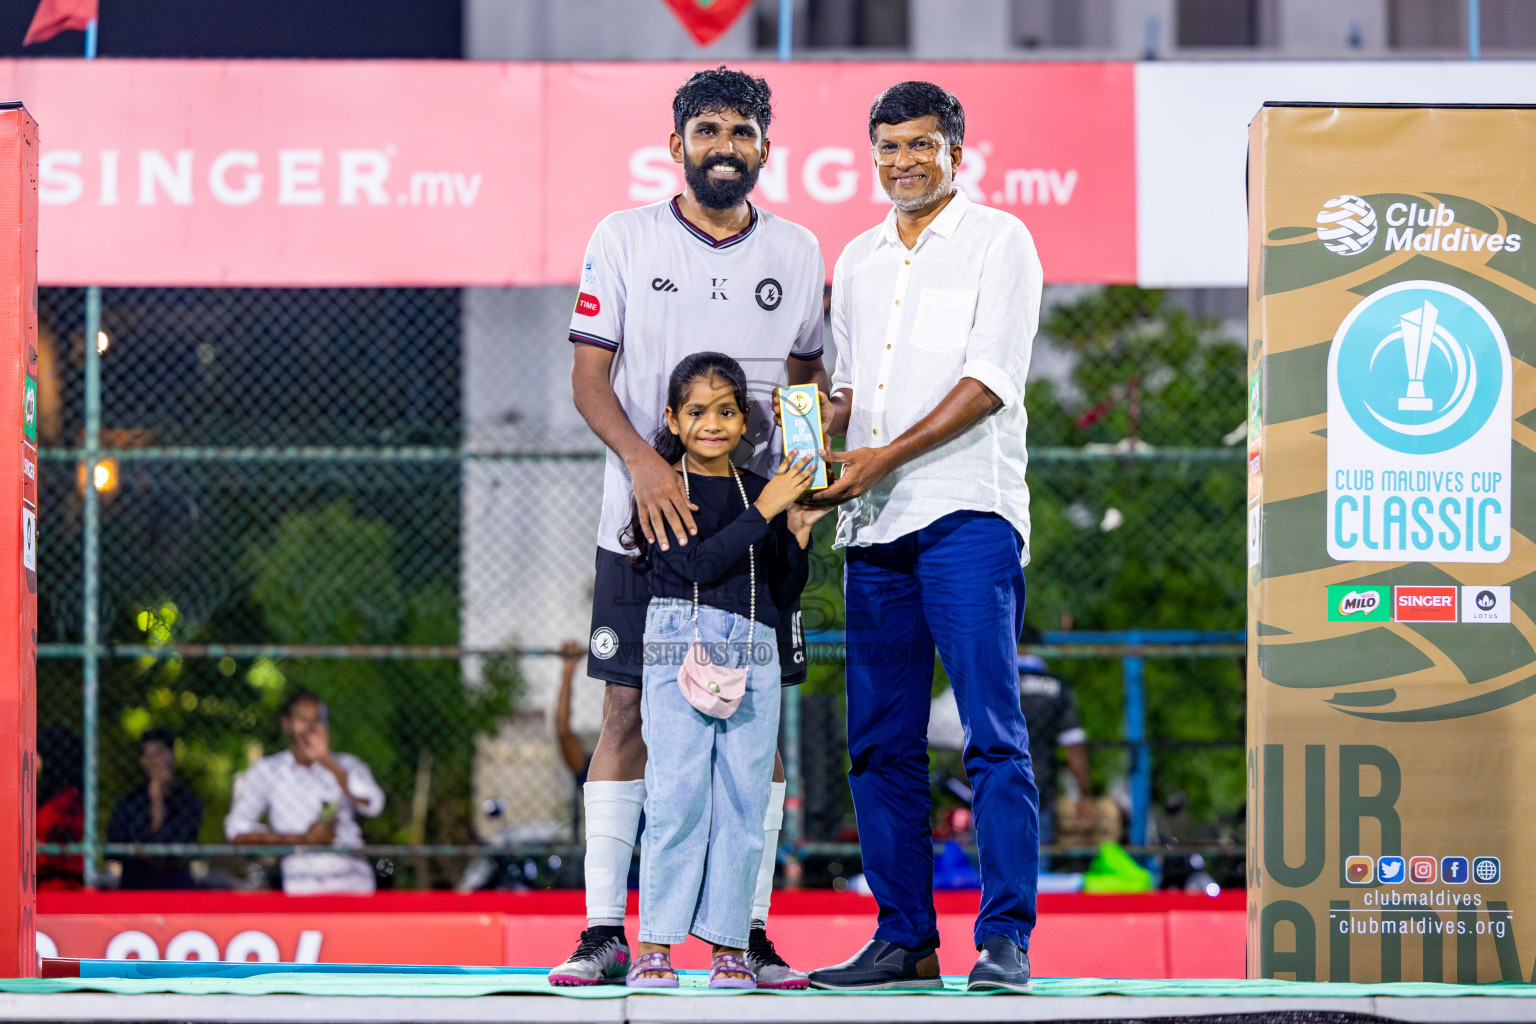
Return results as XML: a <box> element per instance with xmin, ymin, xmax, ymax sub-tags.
<box><xmin>752</xmin><ymin>780</ymin><xmax>787</xmax><ymax>925</ymax></box>
<box><xmin>584</xmin><ymin>779</ymin><xmax>646</xmax><ymax>927</ymax></box>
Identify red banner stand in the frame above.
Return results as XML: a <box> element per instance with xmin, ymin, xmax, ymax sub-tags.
<box><xmin>0</xmin><ymin>100</ymin><xmax>39</xmax><ymax>979</ymax></box>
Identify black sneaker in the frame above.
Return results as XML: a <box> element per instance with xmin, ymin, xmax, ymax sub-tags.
<box><xmin>746</xmin><ymin>925</ymin><xmax>809</xmax><ymax>990</ymax></box>
<box><xmin>967</xmin><ymin>936</ymin><xmax>1031</xmax><ymax>993</ymax></box>
<box><xmin>808</xmin><ymin>938</ymin><xmax>943</xmax><ymax>990</ymax></box>
<box><xmin>548</xmin><ymin>926</ymin><xmax>630</xmax><ymax>986</ymax></box>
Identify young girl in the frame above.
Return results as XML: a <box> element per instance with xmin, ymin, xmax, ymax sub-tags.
<box><xmin>621</xmin><ymin>351</ymin><xmax>826</xmax><ymax>989</ymax></box>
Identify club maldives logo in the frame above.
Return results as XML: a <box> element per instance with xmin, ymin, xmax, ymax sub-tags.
<box><xmin>1317</xmin><ymin>195</ymin><xmax>1379</xmax><ymax>255</ymax></box>
<box><xmin>1334</xmin><ymin>282</ymin><xmax>1503</xmax><ymax>456</ymax></box>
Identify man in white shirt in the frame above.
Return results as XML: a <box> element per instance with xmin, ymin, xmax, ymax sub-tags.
<box><xmin>225</xmin><ymin>691</ymin><xmax>385</xmax><ymax>895</ymax></box>
<box><xmin>552</xmin><ymin>66</ymin><xmax>828</xmax><ymax>989</ymax></box>
<box><xmin>806</xmin><ymin>81</ymin><xmax>1042</xmax><ymax>994</ymax></box>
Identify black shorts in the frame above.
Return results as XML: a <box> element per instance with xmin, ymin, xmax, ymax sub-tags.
<box><xmin>587</xmin><ymin>547</ymin><xmax>807</xmax><ymax>688</ymax></box>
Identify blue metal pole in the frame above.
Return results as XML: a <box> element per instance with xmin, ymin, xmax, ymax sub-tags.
<box><xmin>1123</xmin><ymin>633</ymin><xmax>1150</xmax><ymax>849</ymax></box>
<box><xmin>80</xmin><ymin>17</ymin><xmax>102</xmax><ymax>889</ymax></box>
<box><xmin>1468</xmin><ymin>0</ymin><xmax>1480</xmax><ymax>59</ymax></box>
<box><xmin>81</xmin><ymin>286</ymin><xmax>101</xmax><ymax>888</ymax></box>
<box><xmin>777</xmin><ymin>0</ymin><xmax>793</xmax><ymax>61</ymax></box>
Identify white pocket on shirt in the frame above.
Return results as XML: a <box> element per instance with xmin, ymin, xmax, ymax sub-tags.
<box><xmin>909</xmin><ymin>288</ymin><xmax>976</xmax><ymax>353</ymax></box>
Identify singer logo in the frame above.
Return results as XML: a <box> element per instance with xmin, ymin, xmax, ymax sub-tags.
<box><xmin>1394</xmin><ymin>586</ymin><xmax>1457</xmax><ymax>622</ymax></box>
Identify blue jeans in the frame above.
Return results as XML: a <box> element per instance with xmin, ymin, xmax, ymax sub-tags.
<box><xmin>638</xmin><ymin>597</ymin><xmax>780</xmax><ymax>948</ymax></box>
<box><xmin>845</xmin><ymin>511</ymin><xmax>1039</xmax><ymax>951</ymax></box>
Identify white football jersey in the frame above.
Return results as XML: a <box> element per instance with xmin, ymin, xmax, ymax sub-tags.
<box><xmin>570</xmin><ymin>197</ymin><xmax>825</xmax><ymax>553</ymax></box>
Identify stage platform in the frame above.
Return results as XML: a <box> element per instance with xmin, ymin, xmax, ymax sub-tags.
<box><xmin>5</xmin><ymin>966</ymin><xmax>1536</xmax><ymax>1023</ymax></box>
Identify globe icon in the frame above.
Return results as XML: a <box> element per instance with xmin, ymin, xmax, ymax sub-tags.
<box><xmin>1474</xmin><ymin>857</ymin><xmax>1500</xmax><ymax>883</ymax></box>
<box><xmin>1317</xmin><ymin>195</ymin><xmax>1379</xmax><ymax>255</ymax></box>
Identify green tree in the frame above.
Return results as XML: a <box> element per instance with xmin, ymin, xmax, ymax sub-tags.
<box><xmin>241</xmin><ymin>502</ymin><xmax>522</xmax><ymax>846</ymax></box>
<box><xmin>1026</xmin><ymin>287</ymin><xmax>1247</xmax><ymax>829</ymax></box>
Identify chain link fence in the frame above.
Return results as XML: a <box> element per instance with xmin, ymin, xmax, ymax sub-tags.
<box><xmin>34</xmin><ymin>282</ymin><xmax>1247</xmax><ymax>892</ymax></box>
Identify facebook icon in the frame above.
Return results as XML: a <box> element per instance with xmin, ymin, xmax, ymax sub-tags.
<box><xmin>1442</xmin><ymin>856</ymin><xmax>1470</xmax><ymax>884</ymax></box>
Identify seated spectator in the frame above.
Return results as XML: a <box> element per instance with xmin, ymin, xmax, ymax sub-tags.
<box><xmin>224</xmin><ymin>691</ymin><xmax>385</xmax><ymax>895</ymax></box>
<box><xmin>929</xmin><ymin>626</ymin><xmax>1094</xmax><ymax>851</ymax></box>
<box><xmin>37</xmin><ymin>725</ymin><xmax>84</xmax><ymax>889</ymax></box>
<box><xmin>107</xmin><ymin>728</ymin><xmax>204</xmax><ymax>889</ymax></box>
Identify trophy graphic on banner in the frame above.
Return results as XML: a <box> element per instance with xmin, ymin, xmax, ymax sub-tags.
<box><xmin>1397</xmin><ymin>299</ymin><xmax>1440</xmax><ymax>411</ymax></box>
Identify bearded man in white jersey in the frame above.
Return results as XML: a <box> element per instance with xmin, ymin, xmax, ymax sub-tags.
<box><xmin>549</xmin><ymin>66</ymin><xmax>830</xmax><ymax>989</ymax></box>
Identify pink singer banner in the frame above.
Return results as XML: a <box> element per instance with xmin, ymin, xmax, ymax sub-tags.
<box><xmin>3</xmin><ymin>60</ymin><xmax>543</xmax><ymax>287</ymax></box>
<box><xmin>1</xmin><ymin>60</ymin><xmax>1135</xmax><ymax>287</ymax></box>
<box><xmin>546</xmin><ymin>61</ymin><xmax>1135</xmax><ymax>286</ymax></box>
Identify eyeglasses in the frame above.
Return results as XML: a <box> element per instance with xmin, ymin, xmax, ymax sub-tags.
<box><xmin>872</xmin><ymin>138</ymin><xmax>941</xmax><ymax>165</ymax></box>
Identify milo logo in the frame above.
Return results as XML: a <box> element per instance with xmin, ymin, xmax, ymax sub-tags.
<box><xmin>1327</xmin><ymin>585</ymin><xmax>1390</xmax><ymax>622</ymax></box>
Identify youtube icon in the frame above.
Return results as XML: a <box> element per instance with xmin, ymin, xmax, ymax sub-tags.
<box><xmin>1394</xmin><ymin>586</ymin><xmax>1458</xmax><ymax>623</ymax></box>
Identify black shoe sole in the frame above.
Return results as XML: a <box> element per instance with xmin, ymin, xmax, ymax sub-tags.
<box><xmin>966</xmin><ymin>978</ymin><xmax>1032</xmax><ymax>993</ymax></box>
<box><xmin>809</xmin><ymin>976</ymin><xmax>945</xmax><ymax>991</ymax></box>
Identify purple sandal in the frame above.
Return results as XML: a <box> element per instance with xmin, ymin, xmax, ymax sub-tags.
<box><xmin>626</xmin><ymin>950</ymin><xmax>679</xmax><ymax>988</ymax></box>
<box><xmin>709</xmin><ymin>953</ymin><xmax>757</xmax><ymax>990</ymax></box>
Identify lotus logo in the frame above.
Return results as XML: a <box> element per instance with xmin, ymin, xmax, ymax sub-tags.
<box><xmin>1338</xmin><ymin>590</ymin><xmax>1380</xmax><ymax>616</ymax></box>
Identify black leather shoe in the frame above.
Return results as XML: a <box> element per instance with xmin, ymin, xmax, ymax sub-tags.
<box><xmin>808</xmin><ymin>938</ymin><xmax>943</xmax><ymax>990</ymax></box>
<box><xmin>967</xmin><ymin>936</ymin><xmax>1031</xmax><ymax>992</ymax></box>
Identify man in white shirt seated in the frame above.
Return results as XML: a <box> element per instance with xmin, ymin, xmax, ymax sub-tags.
<box><xmin>225</xmin><ymin>691</ymin><xmax>385</xmax><ymax>895</ymax></box>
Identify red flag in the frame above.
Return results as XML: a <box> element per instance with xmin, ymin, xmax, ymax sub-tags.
<box><xmin>23</xmin><ymin>0</ymin><xmax>97</xmax><ymax>46</ymax></box>
<box><xmin>660</xmin><ymin>0</ymin><xmax>755</xmax><ymax>47</ymax></box>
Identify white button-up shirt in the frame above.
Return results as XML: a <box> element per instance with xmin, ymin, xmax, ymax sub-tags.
<box><xmin>829</xmin><ymin>189</ymin><xmax>1042</xmax><ymax>557</ymax></box>
<box><xmin>225</xmin><ymin>749</ymin><xmax>386</xmax><ymax>895</ymax></box>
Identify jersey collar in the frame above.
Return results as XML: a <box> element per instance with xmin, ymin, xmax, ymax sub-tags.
<box><xmin>670</xmin><ymin>196</ymin><xmax>759</xmax><ymax>250</ymax></box>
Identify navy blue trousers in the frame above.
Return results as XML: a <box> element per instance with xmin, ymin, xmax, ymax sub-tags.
<box><xmin>844</xmin><ymin>511</ymin><xmax>1039</xmax><ymax>952</ymax></box>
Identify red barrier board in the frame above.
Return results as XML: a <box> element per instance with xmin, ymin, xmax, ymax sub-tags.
<box><xmin>0</xmin><ymin>60</ymin><xmax>1135</xmax><ymax>287</ymax></box>
<box><xmin>39</xmin><ymin>913</ymin><xmax>502</xmax><ymax>966</ymax></box>
<box><xmin>0</xmin><ymin>102</ymin><xmax>39</xmax><ymax>979</ymax></box>
<box><xmin>38</xmin><ymin>891</ymin><xmax>1246</xmax><ymax>978</ymax></box>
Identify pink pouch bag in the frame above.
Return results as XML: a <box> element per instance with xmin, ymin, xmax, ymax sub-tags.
<box><xmin>675</xmin><ymin>455</ymin><xmax>755</xmax><ymax>720</ymax></box>
<box><xmin>678</xmin><ymin>640</ymin><xmax>747</xmax><ymax>718</ymax></box>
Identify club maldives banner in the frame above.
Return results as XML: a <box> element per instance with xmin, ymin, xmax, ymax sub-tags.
<box><xmin>0</xmin><ymin>59</ymin><xmax>1133</xmax><ymax>287</ymax></box>
<box><xmin>1247</xmin><ymin>105</ymin><xmax>1536</xmax><ymax>981</ymax></box>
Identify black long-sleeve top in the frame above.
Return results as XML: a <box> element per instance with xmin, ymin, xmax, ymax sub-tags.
<box><xmin>646</xmin><ymin>470</ymin><xmax>808</xmax><ymax>629</ymax></box>
<box><xmin>106</xmin><ymin>781</ymin><xmax>204</xmax><ymax>889</ymax></box>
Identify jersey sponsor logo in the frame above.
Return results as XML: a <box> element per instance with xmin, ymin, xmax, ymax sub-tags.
<box><xmin>651</xmin><ymin>277</ymin><xmax>678</xmax><ymax>293</ymax></box>
<box><xmin>755</xmin><ymin>277</ymin><xmax>782</xmax><ymax>311</ymax></box>
<box><xmin>590</xmin><ymin>627</ymin><xmax>619</xmax><ymax>660</ymax></box>
<box><xmin>583</xmin><ymin>256</ymin><xmax>598</xmax><ymax>287</ymax></box>
<box><xmin>1393</xmin><ymin>585</ymin><xmax>1457</xmax><ymax>622</ymax></box>
<box><xmin>711</xmin><ymin>277</ymin><xmax>728</xmax><ymax>301</ymax></box>
<box><xmin>576</xmin><ymin>292</ymin><xmax>601</xmax><ymax>316</ymax></box>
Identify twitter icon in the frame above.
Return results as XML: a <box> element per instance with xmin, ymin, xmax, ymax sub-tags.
<box><xmin>1378</xmin><ymin>856</ymin><xmax>1406</xmax><ymax>884</ymax></box>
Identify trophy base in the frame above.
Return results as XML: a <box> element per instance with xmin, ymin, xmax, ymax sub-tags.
<box><xmin>1398</xmin><ymin>397</ymin><xmax>1433</xmax><ymax>411</ymax></box>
